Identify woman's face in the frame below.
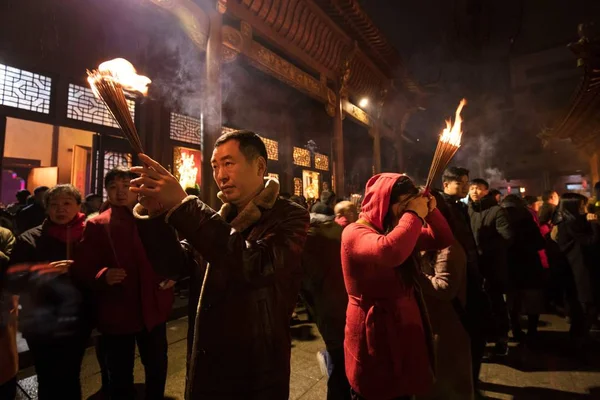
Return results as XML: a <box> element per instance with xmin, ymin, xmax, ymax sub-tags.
<box><xmin>390</xmin><ymin>193</ymin><xmax>417</xmax><ymax>224</ymax></box>
<box><xmin>47</xmin><ymin>194</ymin><xmax>80</xmax><ymax>225</ymax></box>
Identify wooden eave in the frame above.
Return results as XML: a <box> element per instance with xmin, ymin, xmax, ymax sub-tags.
<box><xmin>553</xmin><ymin>31</ymin><xmax>600</xmax><ymax>152</ymax></box>
<box><xmin>225</xmin><ymin>0</ymin><xmax>393</xmax><ymax>101</ymax></box>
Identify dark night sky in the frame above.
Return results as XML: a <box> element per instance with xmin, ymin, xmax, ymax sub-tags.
<box><xmin>359</xmin><ymin>0</ymin><xmax>600</xmax><ymax>182</ymax></box>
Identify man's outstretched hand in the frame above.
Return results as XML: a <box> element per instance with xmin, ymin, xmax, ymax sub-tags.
<box><xmin>130</xmin><ymin>154</ymin><xmax>187</xmax><ymax>213</ymax></box>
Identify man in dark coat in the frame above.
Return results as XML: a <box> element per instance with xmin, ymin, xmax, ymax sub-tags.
<box><xmin>501</xmin><ymin>195</ymin><xmax>545</xmax><ymax>342</ymax></box>
<box><xmin>15</xmin><ymin>186</ymin><xmax>48</xmax><ymax>234</ymax></box>
<box><xmin>130</xmin><ymin>130</ymin><xmax>310</xmax><ymax>400</ymax></box>
<box><xmin>301</xmin><ymin>202</ymin><xmax>350</xmax><ymax>400</ymax></box>
<box><xmin>468</xmin><ymin>178</ymin><xmax>513</xmax><ymax>355</ymax></box>
<box><xmin>439</xmin><ymin>167</ymin><xmax>488</xmax><ymax>389</ymax></box>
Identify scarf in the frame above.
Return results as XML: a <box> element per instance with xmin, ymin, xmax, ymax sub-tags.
<box><xmin>44</xmin><ymin>213</ymin><xmax>86</xmax><ymax>244</ymax></box>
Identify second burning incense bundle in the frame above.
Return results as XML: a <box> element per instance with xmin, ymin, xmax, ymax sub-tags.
<box><xmin>424</xmin><ymin>98</ymin><xmax>467</xmax><ymax>192</ymax></box>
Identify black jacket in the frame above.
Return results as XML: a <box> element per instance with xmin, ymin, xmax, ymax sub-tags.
<box><xmin>469</xmin><ymin>195</ymin><xmax>513</xmax><ymax>288</ymax></box>
<box><xmin>300</xmin><ymin>213</ymin><xmax>347</xmax><ymax>351</ymax></box>
<box><xmin>16</xmin><ymin>203</ymin><xmax>46</xmax><ymax>235</ymax></box>
<box><xmin>501</xmin><ymin>200</ymin><xmax>545</xmax><ymax>290</ymax></box>
<box><xmin>557</xmin><ymin>216</ymin><xmax>600</xmax><ymax>305</ymax></box>
<box><xmin>136</xmin><ymin>184</ymin><xmax>309</xmax><ymax>399</ymax></box>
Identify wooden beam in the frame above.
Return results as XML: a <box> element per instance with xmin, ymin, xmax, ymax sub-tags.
<box><xmin>226</xmin><ymin>0</ymin><xmax>337</xmax><ymax>81</ymax></box>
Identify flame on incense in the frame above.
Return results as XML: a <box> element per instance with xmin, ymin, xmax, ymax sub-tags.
<box><xmin>89</xmin><ymin>58</ymin><xmax>151</xmax><ymax>96</ymax></box>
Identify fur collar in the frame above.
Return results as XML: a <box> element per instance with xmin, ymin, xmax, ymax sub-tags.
<box><xmin>217</xmin><ymin>178</ymin><xmax>280</xmax><ymax>233</ymax></box>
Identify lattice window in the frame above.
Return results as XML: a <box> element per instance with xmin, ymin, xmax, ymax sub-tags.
<box><xmin>315</xmin><ymin>153</ymin><xmax>329</xmax><ymax>171</ymax></box>
<box><xmin>170</xmin><ymin>112</ymin><xmax>202</xmax><ymax>145</ymax></box>
<box><xmin>0</xmin><ymin>64</ymin><xmax>51</xmax><ymax>114</ymax></box>
<box><xmin>67</xmin><ymin>84</ymin><xmax>135</xmax><ymax>128</ymax></box>
<box><xmin>293</xmin><ymin>147</ymin><xmax>310</xmax><ymax>167</ymax></box>
<box><xmin>102</xmin><ymin>151</ymin><xmax>133</xmax><ymax>200</ymax></box>
<box><xmin>261</xmin><ymin>137</ymin><xmax>279</xmax><ymax>161</ymax></box>
<box><xmin>294</xmin><ymin>177</ymin><xmax>302</xmax><ymax>196</ymax></box>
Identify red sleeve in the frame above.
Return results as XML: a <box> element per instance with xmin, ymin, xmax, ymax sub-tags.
<box><xmin>417</xmin><ymin>209</ymin><xmax>454</xmax><ymax>251</ymax></box>
<box><xmin>71</xmin><ymin>221</ymin><xmax>110</xmax><ymax>289</ymax></box>
<box><xmin>343</xmin><ymin>212</ymin><xmax>423</xmax><ymax>268</ymax></box>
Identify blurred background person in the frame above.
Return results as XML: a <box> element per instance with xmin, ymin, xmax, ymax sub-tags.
<box><xmin>6</xmin><ymin>189</ymin><xmax>30</xmax><ymax>216</ymax></box>
<box><xmin>501</xmin><ymin>195</ymin><xmax>545</xmax><ymax>345</ymax></box>
<box><xmin>81</xmin><ymin>193</ymin><xmax>103</xmax><ymax>219</ymax></box>
<box><xmin>7</xmin><ymin>184</ymin><xmax>88</xmax><ymax>399</ymax></box>
<box><xmin>16</xmin><ymin>186</ymin><xmax>48</xmax><ymax>234</ymax></box>
<box><xmin>555</xmin><ymin>193</ymin><xmax>600</xmax><ymax>351</ymax></box>
<box><xmin>334</xmin><ymin>201</ymin><xmax>358</xmax><ymax>228</ymax></box>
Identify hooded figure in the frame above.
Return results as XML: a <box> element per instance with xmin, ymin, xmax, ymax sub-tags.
<box><xmin>341</xmin><ymin>173</ymin><xmax>453</xmax><ymax>400</ymax></box>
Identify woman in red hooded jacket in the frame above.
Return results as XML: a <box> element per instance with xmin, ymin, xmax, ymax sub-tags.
<box><xmin>341</xmin><ymin>174</ymin><xmax>454</xmax><ymax>400</ymax></box>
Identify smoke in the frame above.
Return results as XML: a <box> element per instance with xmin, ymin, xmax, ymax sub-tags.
<box><xmin>484</xmin><ymin>167</ymin><xmax>504</xmax><ymax>184</ymax></box>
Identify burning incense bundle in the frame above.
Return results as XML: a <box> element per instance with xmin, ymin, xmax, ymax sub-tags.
<box><xmin>87</xmin><ymin>58</ymin><xmax>151</xmax><ymax>154</ymax></box>
<box><xmin>424</xmin><ymin>98</ymin><xmax>467</xmax><ymax>193</ymax></box>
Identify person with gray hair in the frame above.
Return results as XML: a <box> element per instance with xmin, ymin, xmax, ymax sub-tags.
<box><xmin>7</xmin><ymin>184</ymin><xmax>88</xmax><ymax>399</ymax></box>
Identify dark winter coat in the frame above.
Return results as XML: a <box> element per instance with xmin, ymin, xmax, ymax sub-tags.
<box><xmin>16</xmin><ymin>203</ymin><xmax>46</xmax><ymax>234</ymax></box>
<box><xmin>557</xmin><ymin>216</ymin><xmax>600</xmax><ymax>305</ymax></box>
<box><xmin>469</xmin><ymin>195</ymin><xmax>513</xmax><ymax>288</ymax></box>
<box><xmin>71</xmin><ymin>206</ymin><xmax>174</xmax><ymax>335</ymax></box>
<box><xmin>300</xmin><ymin>213</ymin><xmax>347</xmax><ymax>351</ymax></box>
<box><xmin>501</xmin><ymin>200</ymin><xmax>545</xmax><ymax>290</ymax></box>
<box><xmin>134</xmin><ymin>179</ymin><xmax>310</xmax><ymax>400</ymax></box>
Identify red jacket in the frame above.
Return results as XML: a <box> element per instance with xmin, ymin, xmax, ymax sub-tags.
<box><xmin>72</xmin><ymin>207</ymin><xmax>173</xmax><ymax>334</ymax></box>
<box><xmin>341</xmin><ymin>173</ymin><xmax>453</xmax><ymax>399</ymax></box>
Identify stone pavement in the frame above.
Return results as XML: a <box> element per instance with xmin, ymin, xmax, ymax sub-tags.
<box><xmin>15</xmin><ymin>314</ymin><xmax>600</xmax><ymax>399</ymax></box>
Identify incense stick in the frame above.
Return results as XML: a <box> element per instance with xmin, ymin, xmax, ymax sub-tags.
<box><xmin>87</xmin><ymin>70</ymin><xmax>144</xmax><ymax>154</ymax></box>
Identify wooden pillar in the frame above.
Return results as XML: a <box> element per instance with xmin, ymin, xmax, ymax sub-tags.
<box><xmin>201</xmin><ymin>9</ymin><xmax>223</xmax><ymax>210</ymax></box>
<box><xmin>0</xmin><ymin>116</ymin><xmax>6</xmax><ymax>200</ymax></box>
<box><xmin>333</xmin><ymin>89</ymin><xmax>345</xmax><ymax>198</ymax></box>
<box><xmin>371</xmin><ymin>122</ymin><xmax>381</xmax><ymax>174</ymax></box>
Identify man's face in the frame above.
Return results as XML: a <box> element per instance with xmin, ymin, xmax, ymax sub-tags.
<box><xmin>211</xmin><ymin>140</ymin><xmax>265</xmax><ymax>206</ymax></box>
<box><xmin>469</xmin><ymin>184</ymin><xmax>489</xmax><ymax>202</ymax></box>
<box><xmin>106</xmin><ymin>177</ymin><xmax>137</xmax><ymax>208</ymax></box>
<box><xmin>443</xmin><ymin>175</ymin><xmax>469</xmax><ymax>198</ymax></box>
<box><xmin>549</xmin><ymin>191</ymin><xmax>559</xmax><ymax>206</ymax></box>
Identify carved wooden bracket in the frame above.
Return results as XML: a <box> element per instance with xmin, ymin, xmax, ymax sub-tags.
<box><xmin>149</xmin><ymin>0</ymin><xmax>209</xmax><ymax>51</ymax></box>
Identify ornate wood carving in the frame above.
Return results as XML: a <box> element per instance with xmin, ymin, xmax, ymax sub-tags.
<box><xmin>150</xmin><ymin>0</ymin><xmax>209</xmax><ymax>50</ymax></box>
<box><xmin>222</xmin><ymin>25</ymin><xmax>336</xmax><ymax>105</ymax></box>
<box><xmin>227</xmin><ymin>0</ymin><xmax>389</xmax><ymax>102</ymax></box>
<box><xmin>342</xmin><ymin>99</ymin><xmax>372</xmax><ymax>127</ymax></box>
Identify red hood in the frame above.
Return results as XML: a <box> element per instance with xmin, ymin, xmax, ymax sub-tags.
<box><xmin>359</xmin><ymin>173</ymin><xmax>410</xmax><ymax>232</ymax></box>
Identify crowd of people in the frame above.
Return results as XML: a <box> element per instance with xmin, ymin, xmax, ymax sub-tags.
<box><xmin>0</xmin><ymin>129</ymin><xmax>598</xmax><ymax>400</ymax></box>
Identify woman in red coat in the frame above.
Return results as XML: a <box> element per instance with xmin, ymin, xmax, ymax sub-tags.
<box><xmin>341</xmin><ymin>173</ymin><xmax>453</xmax><ymax>400</ymax></box>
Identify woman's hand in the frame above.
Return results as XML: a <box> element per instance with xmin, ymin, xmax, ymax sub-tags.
<box><xmin>427</xmin><ymin>194</ymin><xmax>437</xmax><ymax>213</ymax></box>
<box><xmin>105</xmin><ymin>268</ymin><xmax>127</xmax><ymax>285</ymax></box>
<box><xmin>159</xmin><ymin>279</ymin><xmax>176</xmax><ymax>290</ymax></box>
<box><xmin>406</xmin><ymin>196</ymin><xmax>429</xmax><ymax>219</ymax></box>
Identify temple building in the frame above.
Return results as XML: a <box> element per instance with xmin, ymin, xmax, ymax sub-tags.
<box><xmin>0</xmin><ymin>0</ymin><xmax>420</xmax><ymax>208</ymax></box>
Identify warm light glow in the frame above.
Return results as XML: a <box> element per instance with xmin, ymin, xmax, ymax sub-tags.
<box><xmin>359</xmin><ymin>98</ymin><xmax>369</xmax><ymax>108</ymax></box>
<box><xmin>440</xmin><ymin>98</ymin><xmax>467</xmax><ymax>147</ymax></box>
<box><xmin>92</xmin><ymin>58</ymin><xmax>151</xmax><ymax>96</ymax></box>
<box><xmin>520</xmin><ymin>187</ymin><xmax>526</xmax><ymax>193</ymax></box>
<box><xmin>177</xmin><ymin>151</ymin><xmax>199</xmax><ymax>189</ymax></box>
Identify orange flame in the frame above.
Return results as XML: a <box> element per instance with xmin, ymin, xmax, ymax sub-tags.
<box><xmin>440</xmin><ymin>98</ymin><xmax>467</xmax><ymax>147</ymax></box>
<box><xmin>92</xmin><ymin>58</ymin><xmax>151</xmax><ymax>96</ymax></box>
